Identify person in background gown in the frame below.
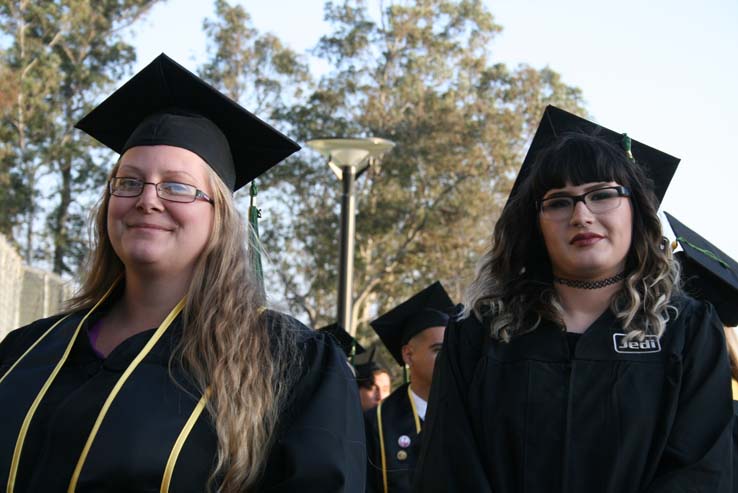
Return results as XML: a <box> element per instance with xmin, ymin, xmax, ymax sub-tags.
<box><xmin>319</xmin><ymin>323</ymin><xmax>392</xmax><ymax>412</ymax></box>
<box><xmin>355</xmin><ymin>349</ymin><xmax>392</xmax><ymax>412</ymax></box>
<box><xmin>414</xmin><ymin>106</ymin><xmax>734</xmax><ymax>493</ymax></box>
<box><xmin>666</xmin><ymin>211</ymin><xmax>738</xmax><ymax>493</ymax></box>
<box><xmin>0</xmin><ymin>54</ymin><xmax>365</xmax><ymax>493</ymax></box>
<box><xmin>365</xmin><ymin>281</ymin><xmax>455</xmax><ymax>493</ymax></box>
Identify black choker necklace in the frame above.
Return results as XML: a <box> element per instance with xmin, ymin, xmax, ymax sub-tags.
<box><xmin>554</xmin><ymin>271</ymin><xmax>626</xmax><ymax>289</ymax></box>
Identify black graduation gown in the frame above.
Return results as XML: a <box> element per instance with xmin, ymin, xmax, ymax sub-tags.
<box><xmin>733</xmin><ymin>381</ymin><xmax>738</xmax><ymax>492</ymax></box>
<box><xmin>414</xmin><ymin>296</ymin><xmax>734</xmax><ymax>493</ymax></box>
<box><xmin>364</xmin><ymin>383</ymin><xmax>423</xmax><ymax>493</ymax></box>
<box><xmin>0</xmin><ymin>303</ymin><xmax>365</xmax><ymax>492</ymax></box>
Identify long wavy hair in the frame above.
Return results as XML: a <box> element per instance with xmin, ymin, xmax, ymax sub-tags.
<box><xmin>465</xmin><ymin>132</ymin><xmax>680</xmax><ymax>342</ymax></box>
<box><xmin>68</xmin><ymin>161</ymin><xmax>300</xmax><ymax>492</ymax></box>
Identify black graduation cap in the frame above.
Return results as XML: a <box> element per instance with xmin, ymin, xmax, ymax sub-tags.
<box><xmin>370</xmin><ymin>281</ymin><xmax>454</xmax><ymax>366</ymax></box>
<box><xmin>353</xmin><ymin>347</ymin><xmax>382</xmax><ymax>384</ymax></box>
<box><xmin>665</xmin><ymin>212</ymin><xmax>738</xmax><ymax>327</ymax></box>
<box><xmin>318</xmin><ymin>323</ymin><xmax>366</xmax><ymax>359</ymax></box>
<box><xmin>509</xmin><ymin>105</ymin><xmax>680</xmax><ymax>203</ymax></box>
<box><xmin>75</xmin><ymin>53</ymin><xmax>300</xmax><ymax>191</ymax></box>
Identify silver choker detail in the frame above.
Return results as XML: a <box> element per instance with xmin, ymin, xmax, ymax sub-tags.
<box><xmin>553</xmin><ymin>271</ymin><xmax>626</xmax><ymax>289</ymax></box>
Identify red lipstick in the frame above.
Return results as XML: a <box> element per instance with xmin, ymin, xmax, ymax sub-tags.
<box><xmin>570</xmin><ymin>232</ymin><xmax>604</xmax><ymax>246</ymax></box>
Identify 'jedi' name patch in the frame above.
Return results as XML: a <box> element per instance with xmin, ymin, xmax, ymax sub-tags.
<box><xmin>612</xmin><ymin>333</ymin><xmax>661</xmax><ymax>353</ymax></box>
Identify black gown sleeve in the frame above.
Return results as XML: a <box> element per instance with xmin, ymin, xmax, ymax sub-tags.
<box><xmin>259</xmin><ymin>320</ymin><xmax>366</xmax><ymax>493</ymax></box>
<box><xmin>733</xmin><ymin>401</ymin><xmax>738</xmax><ymax>493</ymax></box>
<box><xmin>363</xmin><ymin>407</ymin><xmax>381</xmax><ymax>493</ymax></box>
<box><xmin>412</xmin><ymin>316</ymin><xmax>493</xmax><ymax>493</ymax></box>
<box><xmin>0</xmin><ymin>314</ymin><xmax>67</xmax><ymax>373</ymax></box>
<box><xmin>645</xmin><ymin>301</ymin><xmax>734</xmax><ymax>492</ymax></box>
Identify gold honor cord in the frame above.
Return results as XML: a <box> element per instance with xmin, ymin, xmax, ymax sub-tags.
<box><xmin>406</xmin><ymin>386</ymin><xmax>422</xmax><ymax>435</ymax></box>
<box><xmin>67</xmin><ymin>298</ymin><xmax>186</xmax><ymax>493</ymax></box>
<box><xmin>376</xmin><ymin>402</ymin><xmax>389</xmax><ymax>493</ymax></box>
<box><xmin>0</xmin><ymin>314</ymin><xmax>72</xmax><ymax>386</ymax></box>
<box><xmin>160</xmin><ymin>387</ymin><xmax>212</xmax><ymax>493</ymax></box>
<box><xmin>6</xmin><ymin>283</ymin><xmax>118</xmax><ymax>493</ymax></box>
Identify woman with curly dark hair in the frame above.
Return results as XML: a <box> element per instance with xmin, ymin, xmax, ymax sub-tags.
<box><xmin>414</xmin><ymin>106</ymin><xmax>734</xmax><ymax>493</ymax></box>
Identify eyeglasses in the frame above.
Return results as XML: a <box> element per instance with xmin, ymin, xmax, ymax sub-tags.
<box><xmin>538</xmin><ymin>185</ymin><xmax>631</xmax><ymax>221</ymax></box>
<box><xmin>108</xmin><ymin>177</ymin><xmax>214</xmax><ymax>205</ymax></box>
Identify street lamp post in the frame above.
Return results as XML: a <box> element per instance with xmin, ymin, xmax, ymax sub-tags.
<box><xmin>306</xmin><ymin>138</ymin><xmax>395</xmax><ymax>336</ymax></box>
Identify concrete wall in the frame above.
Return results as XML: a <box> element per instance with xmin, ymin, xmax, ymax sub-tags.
<box><xmin>0</xmin><ymin>235</ymin><xmax>73</xmax><ymax>339</ymax></box>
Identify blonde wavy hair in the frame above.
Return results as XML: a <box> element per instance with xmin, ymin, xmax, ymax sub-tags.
<box><xmin>465</xmin><ymin>132</ymin><xmax>680</xmax><ymax>342</ymax></box>
<box><xmin>68</xmin><ymin>161</ymin><xmax>300</xmax><ymax>492</ymax></box>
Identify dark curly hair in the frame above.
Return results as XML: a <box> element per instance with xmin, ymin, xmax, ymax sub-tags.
<box><xmin>465</xmin><ymin>132</ymin><xmax>680</xmax><ymax>341</ymax></box>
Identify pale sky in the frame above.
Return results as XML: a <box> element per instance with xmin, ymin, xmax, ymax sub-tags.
<box><xmin>129</xmin><ymin>0</ymin><xmax>738</xmax><ymax>260</ymax></box>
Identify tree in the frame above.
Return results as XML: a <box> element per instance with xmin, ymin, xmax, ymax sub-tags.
<box><xmin>0</xmin><ymin>1</ymin><xmax>62</xmax><ymax>257</ymax></box>
<box><xmin>0</xmin><ymin>0</ymin><xmax>163</xmax><ymax>273</ymax></box>
<box><xmin>258</xmin><ymin>0</ymin><xmax>586</xmax><ymax>346</ymax></box>
<box><xmin>197</xmin><ymin>0</ymin><xmax>313</xmax><ymax>288</ymax></box>
<box><xmin>199</xmin><ymin>0</ymin><xmax>311</xmax><ymax>115</ymax></box>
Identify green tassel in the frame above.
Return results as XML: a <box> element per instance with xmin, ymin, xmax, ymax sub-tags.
<box><xmin>621</xmin><ymin>133</ymin><xmax>635</xmax><ymax>162</ymax></box>
<box><xmin>249</xmin><ymin>181</ymin><xmax>264</xmax><ymax>294</ymax></box>
<box><xmin>676</xmin><ymin>236</ymin><xmax>731</xmax><ymax>270</ymax></box>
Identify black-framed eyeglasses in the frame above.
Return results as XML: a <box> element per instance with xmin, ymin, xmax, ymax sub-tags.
<box><xmin>538</xmin><ymin>185</ymin><xmax>631</xmax><ymax>221</ymax></box>
<box><xmin>108</xmin><ymin>177</ymin><xmax>214</xmax><ymax>205</ymax></box>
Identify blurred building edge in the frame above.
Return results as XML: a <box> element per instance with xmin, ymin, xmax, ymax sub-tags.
<box><xmin>0</xmin><ymin>234</ymin><xmax>74</xmax><ymax>338</ymax></box>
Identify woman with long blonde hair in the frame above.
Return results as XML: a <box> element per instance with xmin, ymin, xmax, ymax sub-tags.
<box><xmin>0</xmin><ymin>55</ymin><xmax>365</xmax><ymax>493</ymax></box>
<box><xmin>414</xmin><ymin>106</ymin><xmax>734</xmax><ymax>493</ymax></box>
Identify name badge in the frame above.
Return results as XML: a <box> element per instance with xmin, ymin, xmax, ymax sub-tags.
<box><xmin>612</xmin><ymin>333</ymin><xmax>661</xmax><ymax>354</ymax></box>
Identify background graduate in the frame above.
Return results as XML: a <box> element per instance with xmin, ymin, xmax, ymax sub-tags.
<box><xmin>666</xmin><ymin>212</ymin><xmax>738</xmax><ymax>492</ymax></box>
<box><xmin>414</xmin><ymin>106</ymin><xmax>734</xmax><ymax>492</ymax></box>
<box><xmin>354</xmin><ymin>349</ymin><xmax>392</xmax><ymax>412</ymax></box>
<box><xmin>320</xmin><ymin>323</ymin><xmax>391</xmax><ymax>412</ymax></box>
<box><xmin>0</xmin><ymin>54</ymin><xmax>365</xmax><ymax>493</ymax></box>
<box><xmin>365</xmin><ymin>281</ymin><xmax>454</xmax><ymax>493</ymax></box>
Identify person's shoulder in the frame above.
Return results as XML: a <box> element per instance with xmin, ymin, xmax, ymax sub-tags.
<box><xmin>0</xmin><ymin>312</ymin><xmax>73</xmax><ymax>365</ymax></box>
<box><xmin>669</xmin><ymin>292</ymin><xmax>705</xmax><ymax>314</ymax></box>
<box><xmin>264</xmin><ymin>309</ymin><xmax>335</xmax><ymax>351</ymax></box>
<box><xmin>263</xmin><ymin>309</ymin><xmax>349</xmax><ymax>372</ymax></box>
<box><xmin>445</xmin><ymin>312</ymin><xmax>487</xmax><ymax>354</ymax></box>
<box><xmin>662</xmin><ymin>293</ymin><xmax>723</xmax><ymax>350</ymax></box>
<box><xmin>668</xmin><ymin>293</ymin><xmax>717</xmax><ymax>328</ymax></box>
<box><xmin>263</xmin><ymin>309</ymin><xmax>313</xmax><ymax>341</ymax></box>
<box><xmin>365</xmin><ymin>384</ymin><xmax>410</xmax><ymax>427</ymax></box>
<box><xmin>383</xmin><ymin>382</ymin><xmax>410</xmax><ymax>406</ymax></box>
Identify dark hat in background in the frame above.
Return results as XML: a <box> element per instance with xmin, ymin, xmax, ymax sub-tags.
<box><xmin>509</xmin><ymin>105</ymin><xmax>680</xmax><ymax>204</ymax></box>
<box><xmin>75</xmin><ymin>53</ymin><xmax>300</xmax><ymax>191</ymax></box>
<box><xmin>353</xmin><ymin>347</ymin><xmax>382</xmax><ymax>384</ymax></box>
<box><xmin>318</xmin><ymin>323</ymin><xmax>366</xmax><ymax>359</ymax></box>
<box><xmin>370</xmin><ymin>281</ymin><xmax>455</xmax><ymax>366</ymax></box>
<box><xmin>666</xmin><ymin>212</ymin><xmax>738</xmax><ymax>327</ymax></box>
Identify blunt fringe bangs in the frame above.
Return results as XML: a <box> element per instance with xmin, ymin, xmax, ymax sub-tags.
<box><xmin>528</xmin><ymin>132</ymin><xmax>647</xmax><ymax>202</ymax></box>
<box><xmin>465</xmin><ymin>132</ymin><xmax>679</xmax><ymax>342</ymax></box>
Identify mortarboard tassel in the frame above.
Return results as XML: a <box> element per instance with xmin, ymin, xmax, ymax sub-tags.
<box><xmin>621</xmin><ymin>133</ymin><xmax>635</xmax><ymax>162</ymax></box>
<box><xmin>249</xmin><ymin>181</ymin><xmax>265</xmax><ymax>295</ymax></box>
<box><xmin>675</xmin><ymin>236</ymin><xmax>731</xmax><ymax>270</ymax></box>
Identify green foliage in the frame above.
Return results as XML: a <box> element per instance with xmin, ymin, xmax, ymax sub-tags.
<box><xmin>257</xmin><ymin>0</ymin><xmax>585</xmax><ymax>348</ymax></box>
<box><xmin>200</xmin><ymin>0</ymin><xmax>311</xmax><ymax>116</ymax></box>
<box><xmin>0</xmin><ymin>0</ymin><xmax>162</xmax><ymax>273</ymax></box>
<box><xmin>198</xmin><ymin>0</ymin><xmax>315</xmax><ymax>297</ymax></box>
